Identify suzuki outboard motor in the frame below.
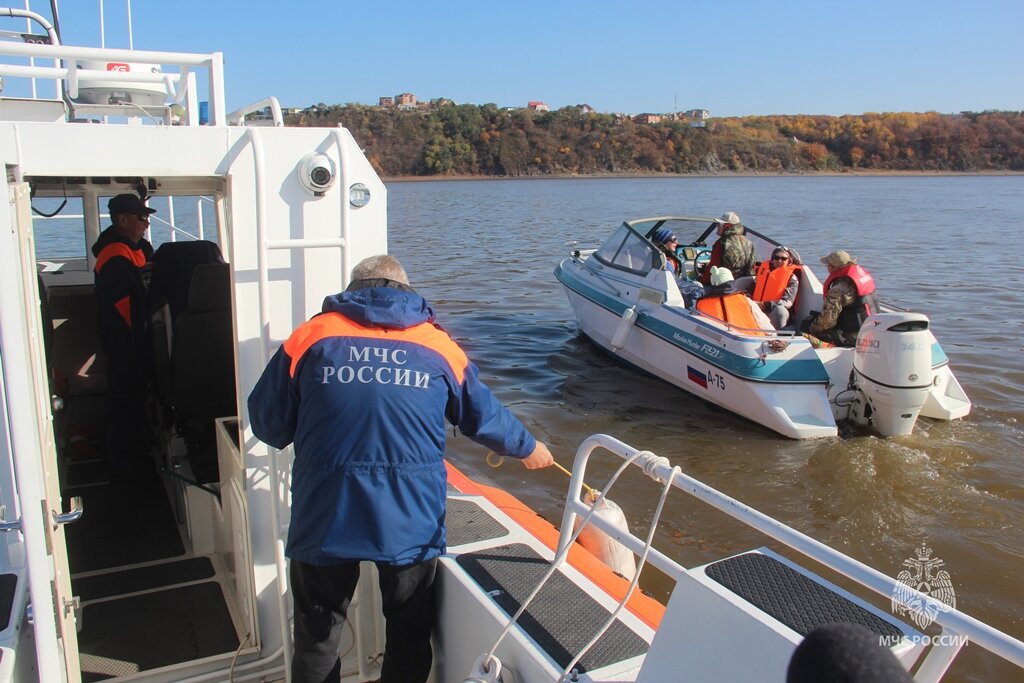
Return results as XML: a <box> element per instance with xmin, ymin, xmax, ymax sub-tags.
<box><xmin>851</xmin><ymin>312</ymin><xmax>933</xmax><ymax>436</ymax></box>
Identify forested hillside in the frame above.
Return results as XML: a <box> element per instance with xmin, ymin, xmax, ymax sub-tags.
<box><xmin>291</xmin><ymin>105</ymin><xmax>1024</xmax><ymax>177</ymax></box>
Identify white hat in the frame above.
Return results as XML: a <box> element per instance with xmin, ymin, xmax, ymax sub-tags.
<box><xmin>718</xmin><ymin>211</ymin><xmax>741</xmax><ymax>225</ymax></box>
<box><xmin>710</xmin><ymin>266</ymin><xmax>734</xmax><ymax>286</ymax></box>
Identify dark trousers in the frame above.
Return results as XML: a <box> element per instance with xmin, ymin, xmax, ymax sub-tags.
<box><xmin>290</xmin><ymin>557</ymin><xmax>437</xmax><ymax>683</ymax></box>
<box><xmin>103</xmin><ymin>352</ymin><xmax>149</xmax><ymax>477</ymax></box>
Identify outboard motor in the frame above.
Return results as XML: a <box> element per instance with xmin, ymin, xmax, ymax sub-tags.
<box><xmin>851</xmin><ymin>312</ymin><xmax>933</xmax><ymax>436</ymax></box>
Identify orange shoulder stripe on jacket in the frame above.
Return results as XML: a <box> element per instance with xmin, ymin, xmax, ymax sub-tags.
<box><xmin>282</xmin><ymin>312</ymin><xmax>468</xmax><ymax>382</ymax></box>
<box><xmin>94</xmin><ymin>242</ymin><xmax>147</xmax><ymax>273</ymax></box>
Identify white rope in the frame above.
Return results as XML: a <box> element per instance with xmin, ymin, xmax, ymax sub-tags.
<box><xmin>637</xmin><ymin>451</ymin><xmax>670</xmax><ymax>481</ymax></box>
<box><xmin>558</xmin><ymin>463</ymin><xmax>680</xmax><ymax>681</ymax></box>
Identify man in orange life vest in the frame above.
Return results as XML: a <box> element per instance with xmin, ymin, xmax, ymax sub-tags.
<box><xmin>92</xmin><ymin>193</ymin><xmax>156</xmax><ymax>478</ymax></box>
<box><xmin>751</xmin><ymin>246</ymin><xmax>801</xmax><ymax>329</ymax></box>
<box><xmin>804</xmin><ymin>250</ymin><xmax>879</xmax><ymax>347</ymax></box>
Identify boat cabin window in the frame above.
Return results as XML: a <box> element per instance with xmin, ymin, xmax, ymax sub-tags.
<box><xmin>33</xmin><ymin>196</ymin><xmax>87</xmax><ymax>261</ymax></box>
<box><xmin>592</xmin><ymin>224</ymin><xmax>658</xmax><ymax>275</ymax></box>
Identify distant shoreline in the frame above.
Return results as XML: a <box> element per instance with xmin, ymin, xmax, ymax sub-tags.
<box><xmin>383</xmin><ymin>169</ymin><xmax>1024</xmax><ymax>183</ymax></box>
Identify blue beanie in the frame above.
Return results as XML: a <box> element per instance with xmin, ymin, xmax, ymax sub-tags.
<box><xmin>652</xmin><ymin>227</ymin><xmax>676</xmax><ymax>245</ymax></box>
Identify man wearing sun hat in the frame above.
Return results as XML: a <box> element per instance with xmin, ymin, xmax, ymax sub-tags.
<box><xmin>699</xmin><ymin>211</ymin><xmax>756</xmax><ymax>285</ymax></box>
<box><xmin>803</xmin><ymin>249</ymin><xmax>879</xmax><ymax>347</ymax></box>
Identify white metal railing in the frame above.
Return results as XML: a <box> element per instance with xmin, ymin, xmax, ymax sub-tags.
<box><xmin>555</xmin><ymin>434</ymin><xmax>1024</xmax><ymax>682</ymax></box>
<box><xmin>0</xmin><ymin>38</ymin><xmax>224</xmax><ymax>125</ymax></box>
<box><xmin>227</xmin><ymin>96</ymin><xmax>283</xmax><ymax>127</ymax></box>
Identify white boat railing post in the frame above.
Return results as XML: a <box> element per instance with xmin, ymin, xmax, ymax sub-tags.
<box><xmin>247</xmin><ymin>127</ymin><xmax>293</xmax><ymax>681</ymax></box>
<box><xmin>913</xmin><ymin>634</ymin><xmax>965</xmax><ymax>682</ymax></box>
<box><xmin>167</xmin><ymin>196</ymin><xmax>177</xmax><ymax>243</ymax></box>
<box><xmin>208</xmin><ymin>51</ymin><xmax>225</xmax><ymax>126</ymax></box>
<box><xmin>332</xmin><ymin>128</ymin><xmax>351</xmax><ymax>289</ymax></box>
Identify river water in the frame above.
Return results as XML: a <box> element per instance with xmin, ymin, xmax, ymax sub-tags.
<box><xmin>387</xmin><ymin>175</ymin><xmax>1023</xmax><ymax>682</ymax></box>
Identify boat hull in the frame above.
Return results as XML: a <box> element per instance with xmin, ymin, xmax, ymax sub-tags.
<box><xmin>556</xmin><ymin>260</ymin><xmax>837</xmax><ymax>439</ymax></box>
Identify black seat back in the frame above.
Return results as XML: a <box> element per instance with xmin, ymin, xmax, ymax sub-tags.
<box><xmin>170</xmin><ymin>263</ymin><xmax>236</xmax><ymax>424</ymax></box>
<box><xmin>150</xmin><ymin>240</ymin><xmax>224</xmax><ymax>326</ymax></box>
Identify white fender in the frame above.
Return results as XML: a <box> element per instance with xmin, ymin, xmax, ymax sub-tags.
<box><xmin>610</xmin><ymin>305</ymin><xmax>638</xmax><ymax>351</ymax></box>
<box><xmin>573</xmin><ymin>491</ymin><xmax>637</xmax><ymax>580</ymax></box>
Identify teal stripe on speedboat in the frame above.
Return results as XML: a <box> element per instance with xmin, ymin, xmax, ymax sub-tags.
<box><xmin>555</xmin><ymin>262</ymin><xmax>829</xmax><ymax>384</ymax></box>
<box><xmin>640</xmin><ymin>313</ymin><xmax>828</xmax><ymax>383</ymax></box>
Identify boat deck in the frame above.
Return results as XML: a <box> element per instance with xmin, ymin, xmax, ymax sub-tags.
<box><xmin>62</xmin><ymin>446</ymin><xmax>240</xmax><ymax>681</ymax></box>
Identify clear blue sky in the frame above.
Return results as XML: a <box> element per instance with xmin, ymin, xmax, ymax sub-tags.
<box><xmin>24</xmin><ymin>0</ymin><xmax>1024</xmax><ymax>116</ymax></box>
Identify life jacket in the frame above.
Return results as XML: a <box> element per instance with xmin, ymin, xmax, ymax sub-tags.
<box><xmin>822</xmin><ymin>263</ymin><xmax>880</xmax><ymax>333</ymax></box>
<box><xmin>659</xmin><ymin>246</ymin><xmax>682</xmax><ymax>275</ymax></box>
<box><xmin>696</xmin><ymin>291</ymin><xmax>766</xmax><ymax>336</ymax></box>
<box><xmin>699</xmin><ymin>241</ymin><xmax>723</xmax><ymax>284</ymax></box>
<box><xmin>751</xmin><ymin>262</ymin><xmax>800</xmax><ymax>303</ymax></box>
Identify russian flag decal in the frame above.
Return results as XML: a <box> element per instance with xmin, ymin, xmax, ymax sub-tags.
<box><xmin>687</xmin><ymin>366</ymin><xmax>708</xmax><ymax>388</ymax></box>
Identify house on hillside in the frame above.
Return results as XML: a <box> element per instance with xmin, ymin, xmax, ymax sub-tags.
<box><xmin>395</xmin><ymin>92</ymin><xmax>418</xmax><ymax>110</ymax></box>
<box><xmin>635</xmin><ymin>113</ymin><xmax>663</xmax><ymax>124</ymax></box>
<box><xmin>527</xmin><ymin>101</ymin><xmax>550</xmax><ymax>112</ymax></box>
<box><xmin>378</xmin><ymin>96</ymin><xmax>394</xmax><ymax>108</ymax></box>
<box><xmin>683</xmin><ymin>108</ymin><xmax>710</xmax><ymax>128</ymax></box>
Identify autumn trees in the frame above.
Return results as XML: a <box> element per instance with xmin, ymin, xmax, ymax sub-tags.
<box><xmin>292</xmin><ymin>105</ymin><xmax>1024</xmax><ymax>177</ymax></box>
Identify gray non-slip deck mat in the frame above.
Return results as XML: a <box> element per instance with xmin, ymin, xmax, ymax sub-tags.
<box><xmin>446</xmin><ymin>498</ymin><xmax>510</xmax><ymax>547</ymax></box>
<box><xmin>705</xmin><ymin>552</ymin><xmax>904</xmax><ymax>638</ymax></box>
<box><xmin>65</xmin><ymin>474</ymin><xmax>185</xmax><ymax>573</ymax></box>
<box><xmin>73</xmin><ymin>556</ymin><xmax>215</xmax><ymax>602</ymax></box>
<box><xmin>456</xmin><ymin>544</ymin><xmax>649</xmax><ymax>673</ymax></box>
<box><xmin>78</xmin><ymin>581</ymin><xmax>239</xmax><ymax>682</ymax></box>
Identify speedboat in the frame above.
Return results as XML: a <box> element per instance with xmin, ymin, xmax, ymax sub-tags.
<box><xmin>554</xmin><ymin>216</ymin><xmax>972</xmax><ymax>439</ymax></box>
<box><xmin>0</xmin><ymin>5</ymin><xmax>1014</xmax><ymax>683</ymax></box>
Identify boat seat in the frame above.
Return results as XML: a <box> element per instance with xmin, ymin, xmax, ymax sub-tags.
<box><xmin>170</xmin><ymin>262</ymin><xmax>236</xmax><ymax>428</ymax></box>
<box><xmin>150</xmin><ymin>240</ymin><xmax>224</xmax><ymax>406</ymax></box>
<box><xmin>789</xmin><ymin>266</ymin><xmax>817</xmax><ymax>330</ymax></box>
<box><xmin>150</xmin><ymin>240</ymin><xmax>224</xmax><ymax>327</ymax></box>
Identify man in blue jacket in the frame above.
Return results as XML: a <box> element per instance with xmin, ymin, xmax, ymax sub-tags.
<box><xmin>248</xmin><ymin>254</ymin><xmax>553</xmax><ymax>683</ymax></box>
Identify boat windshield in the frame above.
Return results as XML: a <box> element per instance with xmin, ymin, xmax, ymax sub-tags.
<box><xmin>592</xmin><ymin>223</ymin><xmax>659</xmax><ymax>274</ymax></box>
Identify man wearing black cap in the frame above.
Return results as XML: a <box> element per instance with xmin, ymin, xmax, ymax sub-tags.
<box><xmin>92</xmin><ymin>193</ymin><xmax>157</xmax><ymax>478</ymax></box>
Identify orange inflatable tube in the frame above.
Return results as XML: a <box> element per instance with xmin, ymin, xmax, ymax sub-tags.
<box><xmin>445</xmin><ymin>461</ymin><xmax>665</xmax><ymax>630</ymax></box>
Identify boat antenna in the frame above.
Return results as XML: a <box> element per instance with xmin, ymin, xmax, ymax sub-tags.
<box><xmin>48</xmin><ymin>0</ymin><xmax>62</xmax><ymax>44</ymax></box>
<box><xmin>125</xmin><ymin>0</ymin><xmax>133</xmax><ymax>50</ymax></box>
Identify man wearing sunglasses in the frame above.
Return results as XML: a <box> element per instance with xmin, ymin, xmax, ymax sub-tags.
<box><xmin>92</xmin><ymin>193</ymin><xmax>157</xmax><ymax>481</ymax></box>
<box><xmin>752</xmin><ymin>246</ymin><xmax>801</xmax><ymax>329</ymax></box>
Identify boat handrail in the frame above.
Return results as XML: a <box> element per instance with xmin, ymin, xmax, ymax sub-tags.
<box><xmin>0</xmin><ymin>39</ymin><xmax>225</xmax><ymax>125</ymax></box>
<box><xmin>227</xmin><ymin>96</ymin><xmax>284</xmax><ymax>127</ymax></box>
<box><xmin>555</xmin><ymin>434</ymin><xmax>1024</xmax><ymax>680</ymax></box>
<box><xmin>562</xmin><ymin>239</ymin><xmax>596</xmax><ymax>263</ymax></box>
